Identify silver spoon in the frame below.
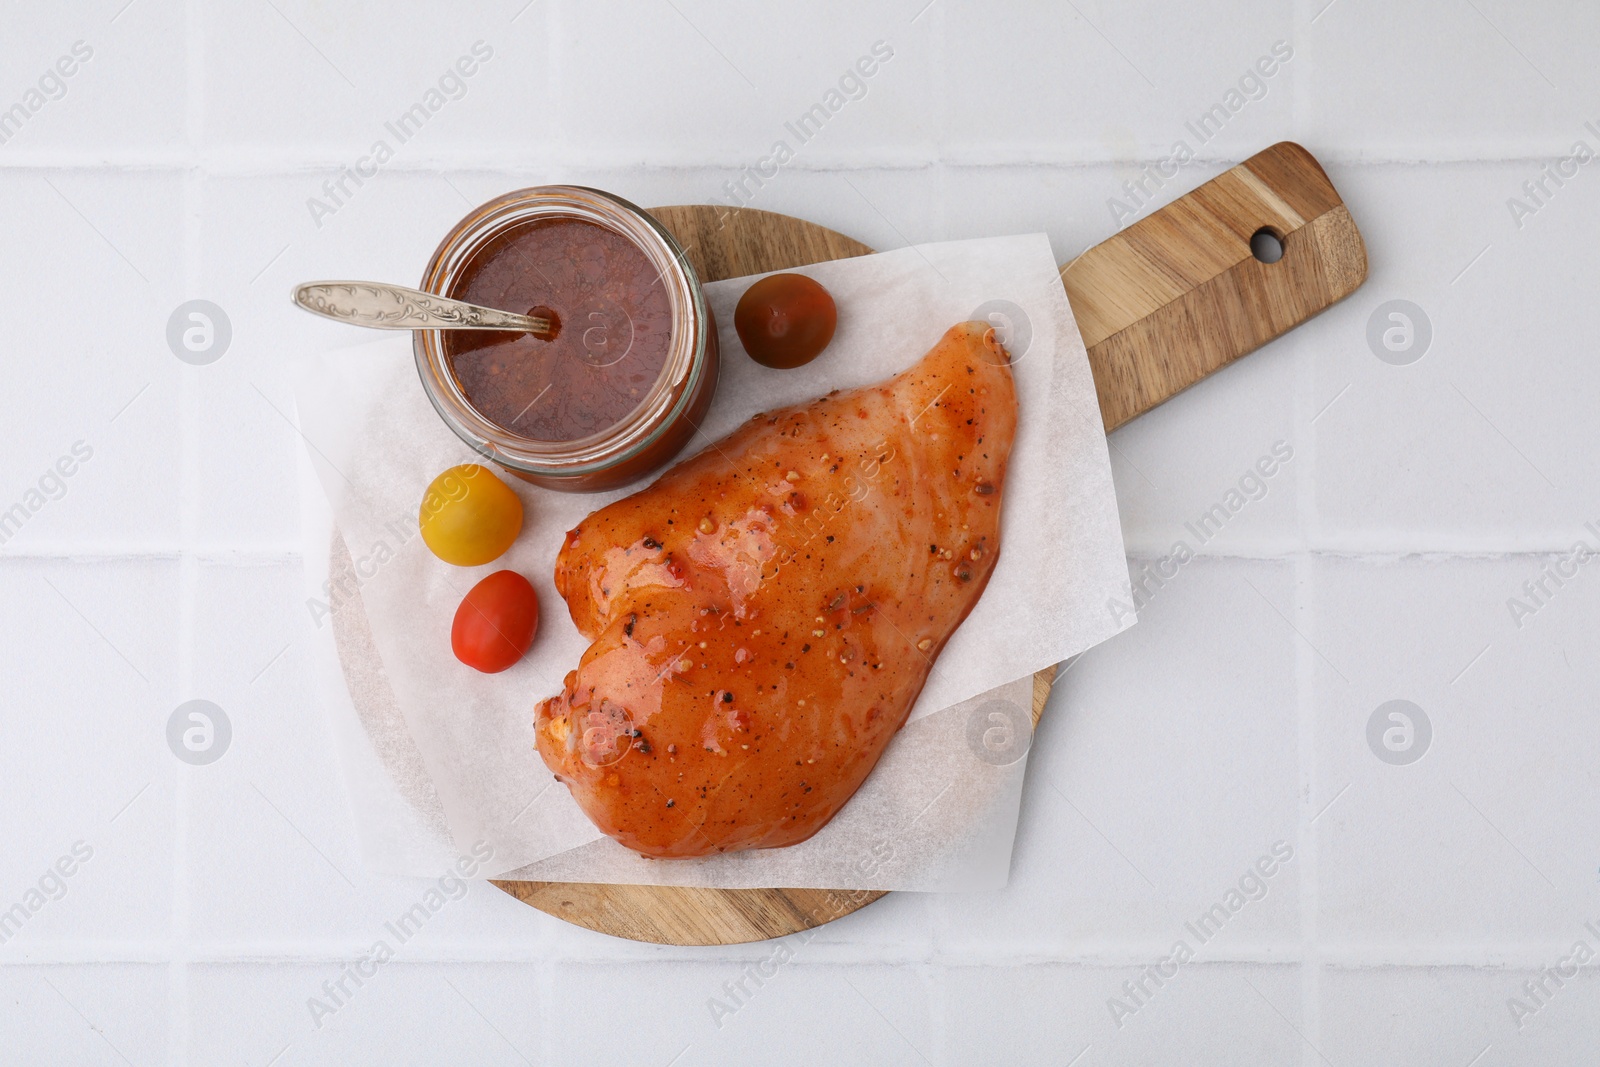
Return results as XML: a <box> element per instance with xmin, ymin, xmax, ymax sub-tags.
<box><xmin>293</xmin><ymin>281</ymin><xmax>552</xmax><ymax>336</ymax></box>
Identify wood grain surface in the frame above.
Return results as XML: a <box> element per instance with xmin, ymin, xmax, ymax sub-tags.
<box><xmin>1064</xmin><ymin>141</ymin><xmax>1368</xmax><ymax>430</ymax></box>
<box><xmin>491</xmin><ymin>141</ymin><xmax>1366</xmax><ymax>945</ymax></box>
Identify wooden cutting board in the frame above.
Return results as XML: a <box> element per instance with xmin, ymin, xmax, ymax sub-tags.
<box><xmin>484</xmin><ymin>141</ymin><xmax>1367</xmax><ymax>943</ymax></box>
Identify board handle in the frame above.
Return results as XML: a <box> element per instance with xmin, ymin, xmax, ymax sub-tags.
<box><xmin>1062</xmin><ymin>141</ymin><xmax>1368</xmax><ymax>432</ymax></box>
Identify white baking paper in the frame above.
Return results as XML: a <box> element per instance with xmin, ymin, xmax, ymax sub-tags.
<box><xmin>292</xmin><ymin>234</ymin><xmax>1132</xmax><ymax>889</ymax></box>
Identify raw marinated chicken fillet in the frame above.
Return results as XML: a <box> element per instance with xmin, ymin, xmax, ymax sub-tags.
<box><xmin>534</xmin><ymin>321</ymin><xmax>1019</xmax><ymax>858</ymax></box>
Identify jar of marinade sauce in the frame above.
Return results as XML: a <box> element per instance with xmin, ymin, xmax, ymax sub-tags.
<box><xmin>414</xmin><ymin>186</ymin><xmax>719</xmax><ymax>492</ymax></box>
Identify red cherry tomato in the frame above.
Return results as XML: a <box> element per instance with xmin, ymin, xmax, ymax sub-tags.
<box><xmin>733</xmin><ymin>273</ymin><xmax>837</xmax><ymax>369</ymax></box>
<box><xmin>451</xmin><ymin>570</ymin><xmax>539</xmax><ymax>674</ymax></box>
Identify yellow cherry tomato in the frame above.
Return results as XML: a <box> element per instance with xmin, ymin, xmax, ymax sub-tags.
<box><xmin>418</xmin><ymin>464</ymin><xmax>524</xmax><ymax>567</ymax></box>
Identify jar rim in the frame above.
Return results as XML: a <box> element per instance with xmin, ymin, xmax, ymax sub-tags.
<box><xmin>412</xmin><ymin>186</ymin><xmax>712</xmax><ymax>478</ymax></box>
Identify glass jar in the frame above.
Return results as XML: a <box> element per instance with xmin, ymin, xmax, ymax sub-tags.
<box><xmin>413</xmin><ymin>186</ymin><xmax>719</xmax><ymax>492</ymax></box>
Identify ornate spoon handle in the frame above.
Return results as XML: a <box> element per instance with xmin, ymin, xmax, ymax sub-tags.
<box><xmin>293</xmin><ymin>281</ymin><xmax>551</xmax><ymax>334</ymax></box>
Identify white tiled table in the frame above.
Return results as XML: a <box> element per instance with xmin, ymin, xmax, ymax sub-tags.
<box><xmin>4</xmin><ymin>1</ymin><xmax>1597</xmax><ymax>1063</ymax></box>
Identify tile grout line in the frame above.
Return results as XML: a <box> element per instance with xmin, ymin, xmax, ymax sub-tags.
<box><xmin>535</xmin><ymin>3</ymin><xmax>562</xmax><ymax>1062</ymax></box>
<box><xmin>1294</xmin><ymin>551</ymin><xmax>1322</xmax><ymax>1067</ymax></box>
<box><xmin>0</xmin><ymin>151</ymin><xmax>1584</xmax><ymax>171</ymax></box>
<box><xmin>1290</xmin><ymin>0</ymin><xmax>1311</xmax><ymax>149</ymax></box>
<box><xmin>5</xmin><ymin>941</ymin><xmax>1595</xmax><ymax>966</ymax></box>
<box><xmin>927</xmin><ymin>7</ymin><xmax>952</xmax><ymax>1064</ymax></box>
<box><xmin>1290</xmin><ymin>12</ymin><xmax>1323</xmax><ymax>1048</ymax></box>
<box><xmin>170</xmin><ymin>0</ymin><xmax>205</xmax><ymax>1063</ymax></box>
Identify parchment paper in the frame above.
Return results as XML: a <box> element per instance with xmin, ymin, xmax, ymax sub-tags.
<box><xmin>292</xmin><ymin>234</ymin><xmax>1132</xmax><ymax>888</ymax></box>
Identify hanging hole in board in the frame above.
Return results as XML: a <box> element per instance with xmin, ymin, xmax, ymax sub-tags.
<box><xmin>1250</xmin><ymin>227</ymin><xmax>1284</xmax><ymax>264</ymax></box>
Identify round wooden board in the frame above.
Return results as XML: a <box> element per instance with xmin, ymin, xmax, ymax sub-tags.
<box><xmin>489</xmin><ymin>205</ymin><xmax>1059</xmax><ymax>945</ymax></box>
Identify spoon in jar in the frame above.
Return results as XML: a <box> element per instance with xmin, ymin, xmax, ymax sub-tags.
<box><xmin>292</xmin><ymin>281</ymin><xmax>555</xmax><ymax>337</ymax></box>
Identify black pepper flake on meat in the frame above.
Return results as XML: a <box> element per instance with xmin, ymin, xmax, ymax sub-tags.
<box><xmin>624</xmin><ymin>613</ymin><xmax>636</xmax><ymax>637</ymax></box>
<box><xmin>666</xmin><ymin>799</ymin><xmax>675</xmax><ymax>808</ymax></box>
<box><xmin>642</xmin><ymin>536</ymin><xmax>662</xmax><ymax>550</ymax></box>
<box><xmin>974</xmin><ymin>481</ymin><xmax>995</xmax><ymax>495</ymax></box>
<box><xmin>722</xmin><ymin>692</ymin><xmax>733</xmax><ymax>703</ymax></box>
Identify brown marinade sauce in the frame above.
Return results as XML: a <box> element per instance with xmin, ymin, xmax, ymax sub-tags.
<box><xmin>445</xmin><ymin>217</ymin><xmax>673</xmax><ymax>442</ymax></box>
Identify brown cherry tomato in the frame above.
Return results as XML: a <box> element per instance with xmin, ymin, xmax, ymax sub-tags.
<box><xmin>733</xmin><ymin>273</ymin><xmax>837</xmax><ymax>369</ymax></box>
<box><xmin>451</xmin><ymin>570</ymin><xmax>539</xmax><ymax>674</ymax></box>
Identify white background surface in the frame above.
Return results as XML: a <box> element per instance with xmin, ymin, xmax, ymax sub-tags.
<box><xmin>2</xmin><ymin>1</ymin><xmax>1597</xmax><ymax>1064</ymax></box>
